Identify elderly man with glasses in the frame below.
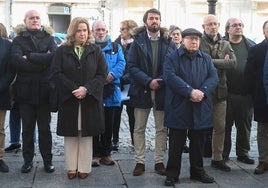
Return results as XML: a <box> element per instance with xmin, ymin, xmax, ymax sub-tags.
<box><xmin>199</xmin><ymin>14</ymin><xmax>237</xmax><ymax>172</ymax></box>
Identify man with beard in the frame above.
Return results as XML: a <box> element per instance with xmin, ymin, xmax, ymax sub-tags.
<box><xmin>127</xmin><ymin>8</ymin><xmax>177</xmax><ymax>176</ymax></box>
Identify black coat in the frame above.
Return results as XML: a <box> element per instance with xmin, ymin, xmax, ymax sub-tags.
<box><xmin>10</xmin><ymin>26</ymin><xmax>57</xmax><ymax>105</ymax></box>
<box><xmin>245</xmin><ymin>39</ymin><xmax>268</xmax><ymax>123</ymax></box>
<box><xmin>51</xmin><ymin>44</ymin><xmax>107</xmax><ymax>137</ymax></box>
<box><xmin>0</xmin><ymin>37</ymin><xmax>13</xmax><ymax>110</ymax></box>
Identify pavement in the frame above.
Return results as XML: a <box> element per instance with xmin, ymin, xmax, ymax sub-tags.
<box><xmin>1</xmin><ymin>107</ymin><xmax>268</xmax><ymax>188</ymax></box>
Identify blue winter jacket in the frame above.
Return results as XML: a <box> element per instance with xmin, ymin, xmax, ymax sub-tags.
<box><xmin>102</xmin><ymin>39</ymin><xmax>126</xmax><ymax>107</ymax></box>
<box><xmin>163</xmin><ymin>46</ymin><xmax>219</xmax><ymax>130</ymax></box>
<box><xmin>127</xmin><ymin>27</ymin><xmax>177</xmax><ymax>110</ymax></box>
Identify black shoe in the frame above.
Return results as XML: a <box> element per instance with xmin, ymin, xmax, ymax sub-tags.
<box><xmin>44</xmin><ymin>163</ymin><xmax>55</xmax><ymax>173</ymax></box>
<box><xmin>21</xmin><ymin>162</ymin><xmax>33</xmax><ymax>173</ymax></box>
<box><xmin>190</xmin><ymin>174</ymin><xmax>214</xmax><ymax>183</ymax></box>
<box><xmin>0</xmin><ymin>160</ymin><xmax>9</xmax><ymax>172</ymax></box>
<box><xmin>5</xmin><ymin>143</ymin><xmax>21</xmax><ymax>152</ymax></box>
<box><xmin>237</xmin><ymin>156</ymin><xmax>255</xmax><ymax>164</ymax></box>
<box><xmin>164</xmin><ymin>176</ymin><xmax>179</xmax><ymax>186</ymax></box>
<box><xmin>211</xmin><ymin>160</ymin><xmax>231</xmax><ymax>172</ymax></box>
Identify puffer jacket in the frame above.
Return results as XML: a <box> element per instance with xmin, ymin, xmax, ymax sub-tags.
<box><xmin>102</xmin><ymin>38</ymin><xmax>126</xmax><ymax>107</ymax></box>
<box><xmin>10</xmin><ymin>25</ymin><xmax>57</xmax><ymax>104</ymax></box>
<box><xmin>127</xmin><ymin>27</ymin><xmax>177</xmax><ymax>110</ymax></box>
<box><xmin>200</xmin><ymin>32</ymin><xmax>237</xmax><ymax>102</ymax></box>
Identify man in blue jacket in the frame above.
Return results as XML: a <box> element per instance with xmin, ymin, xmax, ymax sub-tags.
<box><xmin>91</xmin><ymin>20</ymin><xmax>125</xmax><ymax>167</ymax></box>
<box><xmin>163</xmin><ymin>28</ymin><xmax>218</xmax><ymax>186</ymax></box>
<box><xmin>127</xmin><ymin>8</ymin><xmax>176</xmax><ymax>176</ymax></box>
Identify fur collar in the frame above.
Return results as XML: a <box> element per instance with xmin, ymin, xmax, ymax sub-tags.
<box><xmin>133</xmin><ymin>26</ymin><xmax>170</xmax><ymax>40</ymax></box>
<box><xmin>13</xmin><ymin>24</ymin><xmax>54</xmax><ymax>36</ymax></box>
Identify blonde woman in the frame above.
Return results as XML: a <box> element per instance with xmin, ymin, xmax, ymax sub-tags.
<box><xmin>112</xmin><ymin>19</ymin><xmax>138</xmax><ymax>150</ymax></box>
<box><xmin>51</xmin><ymin>17</ymin><xmax>107</xmax><ymax>179</ymax></box>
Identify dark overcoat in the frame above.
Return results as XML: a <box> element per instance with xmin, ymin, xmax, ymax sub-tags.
<box><xmin>51</xmin><ymin>44</ymin><xmax>107</xmax><ymax>137</ymax></box>
<box><xmin>163</xmin><ymin>47</ymin><xmax>219</xmax><ymax>130</ymax></box>
<box><xmin>245</xmin><ymin>39</ymin><xmax>268</xmax><ymax>123</ymax></box>
<box><xmin>10</xmin><ymin>25</ymin><xmax>57</xmax><ymax>105</ymax></box>
<box><xmin>0</xmin><ymin>37</ymin><xmax>13</xmax><ymax>110</ymax></box>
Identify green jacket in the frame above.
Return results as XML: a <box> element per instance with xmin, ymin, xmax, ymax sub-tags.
<box><xmin>200</xmin><ymin>32</ymin><xmax>237</xmax><ymax>102</ymax></box>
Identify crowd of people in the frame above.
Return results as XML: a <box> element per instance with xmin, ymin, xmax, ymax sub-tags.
<box><xmin>0</xmin><ymin>7</ymin><xmax>268</xmax><ymax>187</ymax></box>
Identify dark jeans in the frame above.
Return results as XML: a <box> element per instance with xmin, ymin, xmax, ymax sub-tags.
<box><xmin>9</xmin><ymin>107</ymin><xmax>21</xmax><ymax>144</ymax></box>
<box><xmin>93</xmin><ymin>106</ymin><xmax>116</xmax><ymax>157</ymax></box>
<box><xmin>166</xmin><ymin>128</ymin><xmax>206</xmax><ymax>178</ymax></box>
<box><xmin>19</xmin><ymin>103</ymin><xmax>52</xmax><ymax>164</ymax></box>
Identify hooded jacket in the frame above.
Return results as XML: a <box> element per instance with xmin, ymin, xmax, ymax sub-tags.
<box><xmin>10</xmin><ymin>24</ymin><xmax>57</xmax><ymax>104</ymax></box>
<box><xmin>127</xmin><ymin>27</ymin><xmax>177</xmax><ymax>110</ymax></box>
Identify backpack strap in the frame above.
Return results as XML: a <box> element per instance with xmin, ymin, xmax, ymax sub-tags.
<box><xmin>104</xmin><ymin>42</ymin><xmax>118</xmax><ymax>55</ymax></box>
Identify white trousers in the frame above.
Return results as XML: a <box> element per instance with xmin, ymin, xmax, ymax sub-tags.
<box><xmin>64</xmin><ymin>102</ymin><xmax>92</xmax><ymax>173</ymax></box>
<box><xmin>64</xmin><ymin>134</ymin><xmax>92</xmax><ymax>173</ymax></box>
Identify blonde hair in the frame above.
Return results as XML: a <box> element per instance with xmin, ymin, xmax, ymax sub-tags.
<box><xmin>0</xmin><ymin>23</ymin><xmax>8</xmax><ymax>39</ymax></box>
<box><xmin>64</xmin><ymin>17</ymin><xmax>94</xmax><ymax>46</ymax></box>
<box><xmin>120</xmin><ymin>20</ymin><xmax>138</xmax><ymax>37</ymax></box>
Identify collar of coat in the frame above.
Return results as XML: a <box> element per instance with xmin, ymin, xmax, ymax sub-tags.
<box><xmin>13</xmin><ymin>24</ymin><xmax>54</xmax><ymax>37</ymax></box>
<box><xmin>202</xmin><ymin>31</ymin><xmax>223</xmax><ymax>44</ymax></box>
<box><xmin>133</xmin><ymin>26</ymin><xmax>170</xmax><ymax>41</ymax></box>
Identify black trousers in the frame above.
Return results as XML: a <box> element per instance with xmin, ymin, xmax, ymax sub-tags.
<box><xmin>166</xmin><ymin>128</ymin><xmax>206</xmax><ymax>178</ymax></box>
<box><xmin>19</xmin><ymin>103</ymin><xmax>52</xmax><ymax>164</ymax></box>
<box><xmin>112</xmin><ymin>105</ymin><xmax>135</xmax><ymax>144</ymax></box>
<box><xmin>93</xmin><ymin>106</ymin><xmax>115</xmax><ymax>157</ymax></box>
<box><xmin>112</xmin><ymin>106</ymin><xmax>123</xmax><ymax>143</ymax></box>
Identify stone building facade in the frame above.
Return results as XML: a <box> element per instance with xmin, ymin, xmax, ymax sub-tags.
<box><xmin>0</xmin><ymin>0</ymin><xmax>267</xmax><ymax>42</ymax></box>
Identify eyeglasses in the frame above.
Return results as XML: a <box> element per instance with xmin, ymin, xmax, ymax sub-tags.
<box><xmin>184</xmin><ymin>36</ymin><xmax>200</xmax><ymax>41</ymax></box>
<box><xmin>120</xmin><ymin>27</ymin><xmax>127</xmax><ymax>31</ymax></box>
<box><xmin>230</xmin><ymin>23</ymin><xmax>244</xmax><ymax>28</ymax></box>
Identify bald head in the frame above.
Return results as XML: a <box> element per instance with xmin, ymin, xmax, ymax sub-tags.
<box><xmin>24</xmin><ymin>10</ymin><xmax>41</xmax><ymax>31</ymax></box>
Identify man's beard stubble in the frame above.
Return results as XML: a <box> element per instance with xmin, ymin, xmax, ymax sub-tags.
<box><xmin>147</xmin><ymin>25</ymin><xmax>160</xmax><ymax>33</ymax></box>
